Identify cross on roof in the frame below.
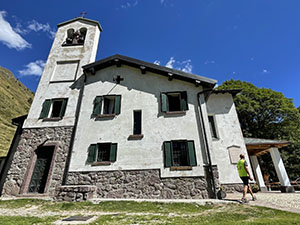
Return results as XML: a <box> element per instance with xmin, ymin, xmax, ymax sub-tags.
<box><xmin>114</xmin><ymin>75</ymin><xmax>124</xmax><ymax>84</ymax></box>
<box><xmin>80</xmin><ymin>11</ymin><xmax>87</xmax><ymax>18</ymax></box>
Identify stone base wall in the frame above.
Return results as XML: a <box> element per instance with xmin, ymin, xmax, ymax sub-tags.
<box><xmin>55</xmin><ymin>185</ymin><xmax>96</xmax><ymax>201</ymax></box>
<box><xmin>221</xmin><ymin>183</ymin><xmax>244</xmax><ymax>193</ymax></box>
<box><xmin>2</xmin><ymin>126</ymin><xmax>73</xmax><ymax>196</ymax></box>
<box><xmin>66</xmin><ymin>170</ymin><xmax>209</xmax><ymax>199</ymax></box>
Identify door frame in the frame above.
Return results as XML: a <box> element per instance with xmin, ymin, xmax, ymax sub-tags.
<box><xmin>20</xmin><ymin>142</ymin><xmax>58</xmax><ymax>195</ymax></box>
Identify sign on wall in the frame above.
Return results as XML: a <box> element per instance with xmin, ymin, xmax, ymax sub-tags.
<box><xmin>227</xmin><ymin>145</ymin><xmax>242</xmax><ymax>164</ymax></box>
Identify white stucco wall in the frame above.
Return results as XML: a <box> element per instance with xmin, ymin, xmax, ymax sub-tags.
<box><xmin>24</xmin><ymin>20</ymin><xmax>100</xmax><ymax>128</ymax></box>
<box><xmin>206</xmin><ymin>93</ymin><xmax>252</xmax><ymax>184</ymax></box>
<box><xmin>69</xmin><ymin>65</ymin><xmax>208</xmax><ymax>178</ymax></box>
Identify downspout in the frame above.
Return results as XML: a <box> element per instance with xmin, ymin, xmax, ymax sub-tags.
<box><xmin>62</xmin><ymin>73</ymin><xmax>86</xmax><ymax>184</ymax></box>
<box><xmin>197</xmin><ymin>90</ymin><xmax>217</xmax><ymax>199</ymax></box>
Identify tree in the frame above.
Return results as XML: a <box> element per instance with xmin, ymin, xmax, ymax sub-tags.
<box><xmin>218</xmin><ymin>80</ymin><xmax>300</xmax><ymax>180</ymax></box>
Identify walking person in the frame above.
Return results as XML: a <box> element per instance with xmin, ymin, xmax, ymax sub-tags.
<box><xmin>237</xmin><ymin>154</ymin><xmax>256</xmax><ymax>203</ymax></box>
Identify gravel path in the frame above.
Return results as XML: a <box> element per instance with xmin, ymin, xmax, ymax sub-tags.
<box><xmin>226</xmin><ymin>191</ymin><xmax>300</xmax><ymax>214</ymax></box>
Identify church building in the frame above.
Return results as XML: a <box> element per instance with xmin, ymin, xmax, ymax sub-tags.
<box><xmin>0</xmin><ymin>17</ymin><xmax>294</xmax><ymax>200</ymax></box>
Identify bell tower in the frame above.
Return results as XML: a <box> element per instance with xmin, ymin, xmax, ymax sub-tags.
<box><xmin>24</xmin><ymin>18</ymin><xmax>102</xmax><ymax>128</ymax></box>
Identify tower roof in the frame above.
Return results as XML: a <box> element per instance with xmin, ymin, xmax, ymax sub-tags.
<box><xmin>57</xmin><ymin>17</ymin><xmax>103</xmax><ymax>31</ymax></box>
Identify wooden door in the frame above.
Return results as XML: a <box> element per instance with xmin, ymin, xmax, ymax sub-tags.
<box><xmin>28</xmin><ymin>146</ymin><xmax>54</xmax><ymax>193</ymax></box>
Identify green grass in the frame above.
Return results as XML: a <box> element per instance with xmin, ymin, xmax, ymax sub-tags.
<box><xmin>0</xmin><ymin>199</ymin><xmax>300</xmax><ymax>224</ymax></box>
<box><xmin>0</xmin><ymin>216</ymin><xmax>59</xmax><ymax>225</ymax></box>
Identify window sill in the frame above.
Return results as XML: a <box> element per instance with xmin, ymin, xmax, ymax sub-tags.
<box><xmin>91</xmin><ymin>161</ymin><xmax>112</xmax><ymax>166</ymax></box>
<box><xmin>42</xmin><ymin>117</ymin><xmax>62</xmax><ymax>121</ymax></box>
<box><xmin>170</xmin><ymin>166</ymin><xmax>193</xmax><ymax>171</ymax></box>
<box><xmin>165</xmin><ymin>111</ymin><xmax>186</xmax><ymax>115</ymax></box>
<box><xmin>62</xmin><ymin>43</ymin><xmax>84</xmax><ymax>47</ymax></box>
<box><xmin>212</xmin><ymin>137</ymin><xmax>220</xmax><ymax>141</ymax></box>
<box><xmin>128</xmin><ymin>134</ymin><xmax>144</xmax><ymax>140</ymax></box>
<box><xmin>96</xmin><ymin>114</ymin><xmax>116</xmax><ymax>118</ymax></box>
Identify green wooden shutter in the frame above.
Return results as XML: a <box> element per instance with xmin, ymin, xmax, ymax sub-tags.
<box><xmin>59</xmin><ymin>98</ymin><xmax>68</xmax><ymax>118</ymax></box>
<box><xmin>92</xmin><ymin>96</ymin><xmax>103</xmax><ymax>116</ymax></box>
<box><xmin>187</xmin><ymin>141</ymin><xmax>197</xmax><ymax>166</ymax></box>
<box><xmin>164</xmin><ymin>141</ymin><xmax>172</xmax><ymax>167</ymax></box>
<box><xmin>39</xmin><ymin>99</ymin><xmax>51</xmax><ymax>119</ymax></box>
<box><xmin>181</xmin><ymin>91</ymin><xmax>188</xmax><ymax>111</ymax></box>
<box><xmin>87</xmin><ymin>144</ymin><xmax>97</xmax><ymax>163</ymax></box>
<box><xmin>161</xmin><ymin>93</ymin><xmax>168</xmax><ymax>112</ymax></box>
<box><xmin>109</xmin><ymin>143</ymin><xmax>117</xmax><ymax>162</ymax></box>
<box><xmin>114</xmin><ymin>95</ymin><xmax>121</xmax><ymax>115</ymax></box>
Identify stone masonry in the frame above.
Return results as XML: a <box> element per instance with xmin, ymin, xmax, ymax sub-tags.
<box><xmin>2</xmin><ymin>126</ymin><xmax>73</xmax><ymax>196</ymax></box>
<box><xmin>55</xmin><ymin>185</ymin><xmax>97</xmax><ymax>201</ymax></box>
<box><xmin>65</xmin><ymin>169</ymin><xmax>209</xmax><ymax>199</ymax></box>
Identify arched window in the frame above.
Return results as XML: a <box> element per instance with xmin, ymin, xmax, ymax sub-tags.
<box><xmin>63</xmin><ymin>27</ymin><xmax>87</xmax><ymax>46</ymax></box>
<box><xmin>66</xmin><ymin>28</ymin><xmax>75</xmax><ymax>44</ymax></box>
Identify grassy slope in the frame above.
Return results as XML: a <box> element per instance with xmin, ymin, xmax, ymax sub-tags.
<box><xmin>0</xmin><ymin>66</ymin><xmax>34</xmax><ymax>157</ymax></box>
<box><xmin>0</xmin><ymin>199</ymin><xmax>300</xmax><ymax>225</ymax></box>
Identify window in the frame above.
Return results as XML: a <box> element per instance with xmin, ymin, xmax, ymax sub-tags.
<box><xmin>208</xmin><ymin>115</ymin><xmax>218</xmax><ymax>139</ymax></box>
<box><xmin>92</xmin><ymin>95</ymin><xmax>121</xmax><ymax>117</ymax></box>
<box><xmin>63</xmin><ymin>27</ymin><xmax>87</xmax><ymax>46</ymax></box>
<box><xmin>163</xmin><ymin>140</ymin><xmax>197</xmax><ymax>168</ymax></box>
<box><xmin>87</xmin><ymin>143</ymin><xmax>117</xmax><ymax>164</ymax></box>
<box><xmin>133</xmin><ymin>110</ymin><xmax>142</xmax><ymax>135</ymax></box>
<box><xmin>39</xmin><ymin>98</ymin><xmax>68</xmax><ymax>120</ymax></box>
<box><xmin>161</xmin><ymin>91</ymin><xmax>188</xmax><ymax>113</ymax></box>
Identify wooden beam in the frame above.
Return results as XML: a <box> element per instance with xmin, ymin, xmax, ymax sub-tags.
<box><xmin>114</xmin><ymin>59</ymin><xmax>121</xmax><ymax>67</ymax></box>
<box><xmin>140</xmin><ymin>66</ymin><xmax>146</xmax><ymax>74</ymax></box>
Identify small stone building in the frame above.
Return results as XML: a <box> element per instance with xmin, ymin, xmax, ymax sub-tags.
<box><xmin>0</xmin><ymin>17</ymin><xmax>294</xmax><ymax>201</ymax></box>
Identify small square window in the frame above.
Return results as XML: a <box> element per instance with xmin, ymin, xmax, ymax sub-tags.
<box><xmin>167</xmin><ymin>93</ymin><xmax>181</xmax><ymax>112</ymax></box>
<box><xmin>97</xmin><ymin>143</ymin><xmax>111</xmax><ymax>162</ymax></box>
<box><xmin>87</xmin><ymin>143</ymin><xmax>117</xmax><ymax>164</ymax></box>
<box><xmin>163</xmin><ymin>140</ymin><xmax>197</xmax><ymax>168</ymax></box>
<box><xmin>103</xmin><ymin>96</ymin><xmax>115</xmax><ymax>115</ymax></box>
<box><xmin>51</xmin><ymin>100</ymin><xmax>64</xmax><ymax>118</ymax></box>
<box><xmin>39</xmin><ymin>98</ymin><xmax>68</xmax><ymax>120</ymax></box>
<box><xmin>172</xmin><ymin>141</ymin><xmax>189</xmax><ymax>166</ymax></box>
<box><xmin>92</xmin><ymin>95</ymin><xmax>121</xmax><ymax>117</ymax></box>
<box><xmin>161</xmin><ymin>92</ymin><xmax>188</xmax><ymax>113</ymax></box>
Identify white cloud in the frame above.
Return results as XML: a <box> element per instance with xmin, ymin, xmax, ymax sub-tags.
<box><xmin>153</xmin><ymin>60</ymin><xmax>160</xmax><ymax>65</ymax></box>
<box><xmin>27</xmin><ymin>20</ymin><xmax>56</xmax><ymax>39</ymax></box>
<box><xmin>120</xmin><ymin>0</ymin><xmax>138</xmax><ymax>9</ymax></box>
<box><xmin>165</xmin><ymin>57</ymin><xmax>193</xmax><ymax>73</ymax></box>
<box><xmin>160</xmin><ymin>0</ymin><xmax>165</xmax><ymax>4</ymax></box>
<box><xmin>262</xmin><ymin>69</ymin><xmax>269</xmax><ymax>74</ymax></box>
<box><xmin>165</xmin><ymin>57</ymin><xmax>175</xmax><ymax>69</ymax></box>
<box><xmin>204</xmin><ymin>60</ymin><xmax>215</xmax><ymax>65</ymax></box>
<box><xmin>19</xmin><ymin>60</ymin><xmax>46</xmax><ymax>76</ymax></box>
<box><xmin>0</xmin><ymin>11</ymin><xmax>31</xmax><ymax>50</ymax></box>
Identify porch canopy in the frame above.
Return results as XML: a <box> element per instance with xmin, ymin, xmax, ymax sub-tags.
<box><xmin>244</xmin><ymin>138</ymin><xmax>295</xmax><ymax>193</ymax></box>
<box><xmin>244</xmin><ymin>138</ymin><xmax>290</xmax><ymax>156</ymax></box>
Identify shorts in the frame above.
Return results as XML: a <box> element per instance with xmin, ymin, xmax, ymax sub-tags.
<box><xmin>240</xmin><ymin>176</ymin><xmax>249</xmax><ymax>186</ymax></box>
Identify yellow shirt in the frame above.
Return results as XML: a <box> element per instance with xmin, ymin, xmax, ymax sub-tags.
<box><xmin>237</xmin><ymin>159</ymin><xmax>248</xmax><ymax>177</ymax></box>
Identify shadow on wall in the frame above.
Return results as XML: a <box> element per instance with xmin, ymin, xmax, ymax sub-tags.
<box><xmin>84</xmin><ymin>65</ymin><xmax>203</xmax><ymax>119</ymax></box>
<box><xmin>206</xmin><ymin>93</ymin><xmax>234</xmax><ymax>115</ymax></box>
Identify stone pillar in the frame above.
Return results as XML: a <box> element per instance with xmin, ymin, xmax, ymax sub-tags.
<box><xmin>250</xmin><ymin>155</ymin><xmax>267</xmax><ymax>192</ymax></box>
<box><xmin>269</xmin><ymin>147</ymin><xmax>295</xmax><ymax>193</ymax></box>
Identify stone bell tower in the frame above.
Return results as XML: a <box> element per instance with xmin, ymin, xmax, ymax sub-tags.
<box><xmin>24</xmin><ymin>17</ymin><xmax>102</xmax><ymax>128</ymax></box>
<box><xmin>1</xmin><ymin>17</ymin><xmax>102</xmax><ymax>197</ymax></box>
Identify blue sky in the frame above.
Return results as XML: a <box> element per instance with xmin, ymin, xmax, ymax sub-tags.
<box><xmin>1</xmin><ymin>0</ymin><xmax>300</xmax><ymax>107</ymax></box>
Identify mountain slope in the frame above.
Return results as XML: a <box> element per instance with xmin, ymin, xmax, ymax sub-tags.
<box><xmin>0</xmin><ymin>66</ymin><xmax>34</xmax><ymax>156</ymax></box>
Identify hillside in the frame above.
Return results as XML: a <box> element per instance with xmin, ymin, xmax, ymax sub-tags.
<box><xmin>0</xmin><ymin>66</ymin><xmax>34</xmax><ymax>156</ymax></box>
